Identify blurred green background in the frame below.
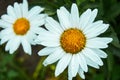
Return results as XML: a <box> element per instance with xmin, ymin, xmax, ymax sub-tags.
<box><xmin>0</xmin><ymin>0</ymin><xmax>120</xmax><ymax>80</ymax></box>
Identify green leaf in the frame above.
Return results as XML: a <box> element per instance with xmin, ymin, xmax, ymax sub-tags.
<box><xmin>7</xmin><ymin>70</ymin><xmax>18</xmax><ymax>78</ymax></box>
<box><xmin>109</xmin><ymin>44</ymin><xmax>120</xmax><ymax>58</ymax></box>
<box><xmin>105</xmin><ymin>26</ymin><xmax>120</xmax><ymax>48</ymax></box>
<box><xmin>106</xmin><ymin>2</ymin><xmax>120</xmax><ymax>20</ymax></box>
<box><xmin>76</xmin><ymin>0</ymin><xmax>85</xmax><ymax>6</ymax></box>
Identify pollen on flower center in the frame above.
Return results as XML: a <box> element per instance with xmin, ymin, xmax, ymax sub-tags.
<box><xmin>60</xmin><ymin>28</ymin><xmax>86</xmax><ymax>54</ymax></box>
<box><xmin>13</xmin><ymin>18</ymin><xmax>30</xmax><ymax>35</ymax></box>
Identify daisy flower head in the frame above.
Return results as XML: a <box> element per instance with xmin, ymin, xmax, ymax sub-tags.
<box><xmin>0</xmin><ymin>0</ymin><xmax>47</xmax><ymax>54</ymax></box>
<box><xmin>35</xmin><ymin>3</ymin><xmax>112</xmax><ymax>80</ymax></box>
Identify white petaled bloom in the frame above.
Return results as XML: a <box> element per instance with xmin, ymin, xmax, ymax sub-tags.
<box><xmin>35</xmin><ymin>3</ymin><xmax>112</xmax><ymax>80</ymax></box>
<box><xmin>0</xmin><ymin>0</ymin><xmax>47</xmax><ymax>54</ymax></box>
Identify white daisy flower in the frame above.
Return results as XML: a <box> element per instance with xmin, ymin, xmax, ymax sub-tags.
<box><xmin>35</xmin><ymin>3</ymin><xmax>112</xmax><ymax>80</ymax></box>
<box><xmin>0</xmin><ymin>0</ymin><xmax>47</xmax><ymax>55</ymax></box>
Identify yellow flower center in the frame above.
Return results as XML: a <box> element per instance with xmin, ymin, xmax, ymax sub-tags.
<box><xmin>13</xmin><ymin>18</ymin><xmax>30</xmax><ymax>35</ymax></box>
<box><xmin>60</xmin><ymin>28</ymin><xmax>86</xmax><ymax>54</ymax></box>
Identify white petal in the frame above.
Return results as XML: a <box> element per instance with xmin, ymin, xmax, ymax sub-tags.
<box><xmin>79</xmin><ymin>9</ymin><xmax>92</xmax><ymax>30</ymax></box>
<box><xmin>95</xmin><ymin>37</ymin><xmax>113</xmax><ymax>44</ymax></box>
<box><xmin>45</xmin><ymin>23</ymin><xmax>61</xmax><ymax>35</ymax></box>
<box><xmin>83</xmin><ymin>20</ymin><xmax>103</xmax><ymax>33</ymax></box>
<box><xmin>38</xmin><ymin>32</ymin><xmax>60</xmax><ymax>47</ymax></box>
<box><xmin>86</xmin><ymin>37</ymin><xmax>112</xmax><ymax>48</ymax></box>
<box><xmin>39</xmin><ymin>34</ymin><xmax>60</xmax><ymax>42</ymax></box>
<box><xmin>9</xmin><ymin>37</ymin><xmax>20</xmax><ymax>54</ymax></box>
<box><xmin>22</xmin><ymin>0</ymin><xmax>28</xmax><ymax>17</ymax></box>
<box><xmin>68</xmin><ymin>75</ymin><xmax>73</xmax><ymax>80</ymax></box>
<box><xmin>78</xmin><ymin>68</ymin><xmax>85</xmax><ymax>79</ymax></box>
<box><xmin>29</xmin><ymin>14</ymin><xmax>47</xmax><ymax>22</ymax></box>
<box><xmin>0</xmin><ymin>20</ymin><xmax>12</xmax><ymax>28</ymax></box>
<box><xmin>85</xmin><ymin>24</ymin><xmax>109</xmax><ymax>38</ymax></box>
<box><xmin>24</xmin><ymin>31</ymin><xmax>37</xmax><ymax>44</ymax></box>
<box><xmin>0</xmin><ymin>28</ymin><xmax>13</xmax><ymax>38</ymax></box>
<box><xmin>57</xmin><ymin>9</ymin><xmax>71</xmax><ymax>29</ymax></box>
<box><xmin>55</xmin><ymin>53</ymin><xmax>72</xmax><ymax>76</ymax></box>
<box><xmin>70</xmin><ymin>3</ymin><xmax>79</xmax><ymax>27</ymax></box>
<box><xmin>83</xmin><ymin>48</ymin><xmax>103</xmax><ymax>66</ymax></box>
<box><xmin>5</xmin><ymin>37</ymin><xmax>15</xmax><ymax>52</ymax></box>
<box><xmin>91</xmin><ymin>49</ymin><xmax>107</xmax><ymax>58</ymax></box>
<box><xmin>14</xmin><ymin>2</ymin><xmax>22</xmax><ymax>18</ymax></box>
<box><xmin>43</xmin><ymin>47</ymin><xmax>65</xmax><ymax>66</ymax></box>
<box><xmin>30</xmin><ymin>26</ymin><xmax>42</xmax><ymax>34</ymax></box>
<box><xmin>5</xmin><ymin>40</ymin><xmax>11</xmax><ymax>51</ymax></box>
<box><xmin>36</xmin><ymin>28</ymin><xmax>51</xmax><ymax>35</ymax></box>
<box><xmin>7</xmin><ymin>5</ymin><xmax>17</xmax><ymax>19</ymax></box>
<box><xmin>69</xmin><ymin>55</ymin><xmax>79</xmax><ymax>77</ymax></box>
<box><xmin>40</xmin><ymin>39</ymin><xmax>59</xmax><ymax>47</ymax></box>
<box><xmin>60</xmin><ymin>6</ymin><xmax>70</xmax><ymax>15</ymax></box>
<box><xmin>85</xmin><ymin>56</ymin><xmax>100</xmax><ymax>69</ymax></box>
<box><xmin>34</xmin><ymin>29</ymin><xmax>53</xmax><ymax>44</ymax></box>
<box><xmin>87</xmin><ymin>9</ymin><xmax>98</xmax><ymax>26</ymax></box>
<box><xmin>29</xmin><ymin>14</ymin><xmax>47</xmax><ymax>28</ymax></box>
<box><xmin>27</xmin><ymin>6</ymin><xmax>44</xmax><ymax>19</ymax></box>
<box><xmin>1</xmin><ymin>15</ymin><xmax>15</xmax><ymax>23</ymax></box>
<box><xmin>0</xmin><ymin>34</ymin><xmax>14</xmax><ymax>44</ymax></box>
<box><xmin>78</xmin><ymin>53</ymin><xmax>88</xmax><ymax>72</ymax></box>
<box><xmin>21</xmin><ymin>38</ymin><xmax>32</xmax><ymax>55</ymax></box>
<box><xmin>86</xmin><ymin>38</ymin><xmax>109</xmax><ymax>48</ymax></box>
<box><xmin>30</xmin><ymin>19</ymin><xmax>45</xmax><ymax>27</ymax></box>
<box><xmin>68</xmin><ymin>64</ymin><xmax>73</xmax><ymax>80</ymax></box>
<box><xmin>38</xmin><ymin>47</ymin><xmax>56</xmax><ymax>56</ymax></box>
<box><xmin>45</xmin><ymin>17</ymin><xmax>63</xmax><ymax>34</ymax></box>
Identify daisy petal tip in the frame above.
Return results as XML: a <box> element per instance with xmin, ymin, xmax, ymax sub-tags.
<box><xmin>10</xmin><ymin>49</ymin><xmax>13</xmax><ymax>53</ymax></box>
<box><xmin>5</xmin><ymin>47</ymin><xmax>9</xmax><ymax>52</ymax></box>
<box><xmin>35</xmin><ymin>6</ymin><xmax>44</xmax><ymax>12</ymax></box>
<box><xmin>87</xmin><ymin>8</ymin><xmax>92</xmax><ymax>12</ymax></box>
<box><xmin>105</xmin><ymin>24</ymin><xmax>110</xmax><ymax>28</ymax></box>
<box><xmin>43</xmin><ymin>62</ymin><xmax>48</xmax><ymax>66</ymax></box>
<box><xmin>27</xmin><ymin>52</ymin><xmax>32</xmax><ymax>55</ymax></box>
<box><xmin>9</xmin><ymin>51</ymin><xmax>14</xmax><ymax>54</ymax></box>
<box><xmin>104</xmin><ymin>38</ymin><xmax>113</xmax><ymax>44</ymax></box>
<box><xmin>84</xmin><ymin>68</ymin><xmax>88</xmax><ymax>72</ymax></box>
<box><xmin>93</xmin><ymin>8</ymin><xmax>98</xmax><ymax>12</ymax></box>
<box><xmin>7</xmin><ymin>5</ymin><xmax>11</xmax><ymax>10</ymax></box>
<box><xmin>109</xmin><ymin>38</ymin><xmax>113</xmax><ymax>43</ymax></box>
<box><xmin>57</xmin><ymin>10</ymin><xmax>59</xmax><ymax>13</ymax></box>
<box><xmin>99</xmin><ymin>61</ymin><xmax>103</xmax><ymax>66</ymax></box>
<box><xmin>55</xmin><ymin>72</ymin><xmax>59</xmax><ymax>77</ymax></box>
<box><xmin>60</xmin><ymin>6</ymin><xmax>64</xmax><ymax>10</ymax></box>
<box><xmin>72</xmin><ymin>3</ymin><xmax>77</xmax><ymax>7</ymax></box>
<box><xmin>104</xmin><ymin>54</ymin><xmax>108</xmax><ymax>58</ymax></box>
<box><xmin>71</xmin><ymin>3</ymin><xmax>78</xmax><ymax>13</ymax></box>
<box><xmin>107</xmin><ymin>24</ymin><xmax>110</xmax><ymax>26</ymax></box>
<box><xmin>82</xmin><ymin>76</ymin><xmax>85</xmax><ymax>79</ymax></box>
<box><xmin>38</xmin><ymin>52</ymin><xmax>42</xmax><ymax>56</ymax></box>
<box><xmin>23</xmin><ymin>0</ymin><xmax>28</xmax><ymax>7</ymax></box>
<box><xmin>93</xmin><ymin>9</ymin><xmax>98</xmax><ymax>15</ymax></box>
<box><xmin>1</xmin><ymin>15</ymin><xmax>5</xmax><ymax>19</ymax></box>
<box><xmin>31</xmin><ymin>42</ymin><xmax>37</xmax><ymax>45</ymax></box>
<box><xmin>96</xmin><ymin>66</ymin><xmax>100</xmax><ymax>69</ymax></box>
<box><xmin>25</xmin><ymin>50</ymin><xmax>32</xmax><ymax>55</ymax></box>
<box><xmin>41</xmin><ymin>7</ymin><xmax>45</xmax><ymax>11</ymax></box>
<box><xmin>9</xmin><ymin>52</ymin><xmax>13</xmax><ymax>54</ymax></box>
<box><xmin>105</xmin><ymin>45</ymin><xmax>108</xmax><ymax>48</ymax></box>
